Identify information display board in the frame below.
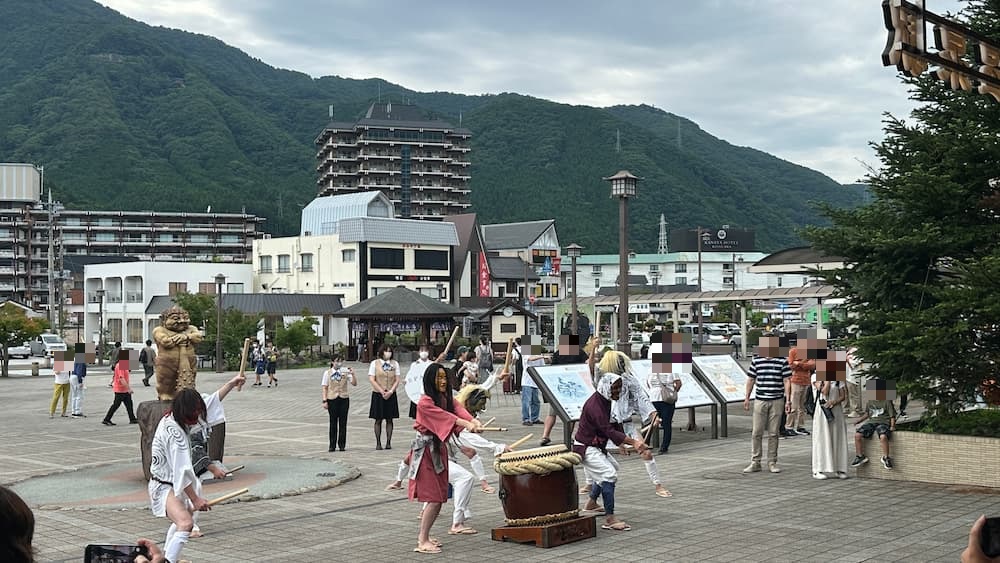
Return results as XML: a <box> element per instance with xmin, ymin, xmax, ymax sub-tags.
<box><xmin>630</xmin><ymin>360</ymin><xmax>716</xmax><ymax>409</ymax></box>
<box><xmin>527</xmin><ymin>364</ymin><xmax>597</xmax><ymax>422</ymax></box>
<box><xmin>691</xmin><ymin>355</ymin><xmax>752</xmax><ymax>403</ymax></box>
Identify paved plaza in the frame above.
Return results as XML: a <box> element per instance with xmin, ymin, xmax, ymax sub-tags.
<box><xmin>2</xmin><ymin>362</ymin><xmax>998</xmax><ymax>562</ymax></box>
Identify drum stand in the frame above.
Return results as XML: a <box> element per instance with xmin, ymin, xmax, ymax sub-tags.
<box><xmin>491</xmin><ymin>515</ymin><xmax>597</xmax><ymax>548</ymax></box>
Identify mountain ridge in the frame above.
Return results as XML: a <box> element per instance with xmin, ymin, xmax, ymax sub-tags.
<box><xmin>0</xmin><ymin>0</ymin><xmax>863</xmax><ymax>252</ymax></box>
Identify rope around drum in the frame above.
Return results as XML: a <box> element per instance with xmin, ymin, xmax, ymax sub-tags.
<box><xmin>493</xmin><ymin>451</ymin><xmax>582</xmax><ymax>476</ymax></box>
<box><xmin>504</xmin><ymin>509</ymin><xmax>580</xmax><ymax>527</ymax></box>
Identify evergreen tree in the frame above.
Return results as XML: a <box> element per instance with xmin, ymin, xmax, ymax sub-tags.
<box><xmin>805</xmin><ymin>1</ymin><xmax>1000</xmax><ymax>418</ymax></box>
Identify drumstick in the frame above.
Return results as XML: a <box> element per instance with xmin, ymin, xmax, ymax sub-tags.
<box><xmin>508</xmin><ymin>433</ymin><xmax>533</xmax><ymax>450</ymax></box>
<box><xmin>227</xmin><ymin>465</ymin><xmax>245</xmax><ymax>474</ymax></box>
<box><xmin>500</xmin><ymin>337</ymin><xmax>514</xmax><ymax>377</ymax></box>
<box><xmin>236</xmin><ymin>338</ymin><xmax>251</xmax><ymax>391</ymax></box>
<box><xmin>642</xmin><ymin>414</ymin><xmax>659</xmax><ymax>447</ymax></box>
<box><xmin>443</xmin><ymin>327</ymin><xmax>460</xmax><ymax>356</ymax></box>
<box><xmin>481</xmin><ymin>416</ymin><xmax>496</xmax><ymax>427</ymax></box>
<box><xmin>207</xmin><ymin>487</ymin><xmax>249</xmax><ymax>506</ymax></box>
<box><xmin>478</xmin><ymin>426</ymin><xmax>509</xmax><ymax>432</ymax></box>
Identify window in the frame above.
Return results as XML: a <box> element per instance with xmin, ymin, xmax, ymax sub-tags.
<box><xmin>595</xmin><ymin>278</ymin><xmax>600</xmax><ymax>288</ymax></box>
<box><xmin>649</xmin><ymin>264</ymin><xmax>659</xmax><ymax>272</ymax></box>
<box><xmin>227</xmin><ymin>283</ymin><xmax>244</xmax><ymax>293</ymax></box>
<box><xmin>675</xmin><ymin>264</ymin><xmax>687</xmax><ymax>273</ymax></box>
<box><xmin>64</xmin><ymin>217</ymin><xmax>80</xmax><ymax>226</ymax></box>
<box><xmin>199</xmin><ymin>282</ymin><xmax>216</xmax><ymax>295</ymax></box>
<box><xmin>127</xmin><ymin>319</ymin><xmax>142</xmax><ymax>343</ymax></box>
<box><xmin>500</xmin><ymin>323</ymin><xmax>517</xmax><ymax>333</ymax></box>
<box><xmin>505</xmin><ymin>281</ymin><xmax>519</xmax><ymax>295</ymax></box>
<box><xmin>168</xmin><ymin>282</ymin><xmax>187</xmax><ymax>296</ymax></box>
<box><xmin>259</xmin><ymin>255</ymin><xmax>272</xmax><ymax>273</ymax></box>
<box><xmin>95</xmin><ymin>233</ymin><xmax>115</xmax><ymax>242</ymax></box>
<box><xmin>277</xmin><ymin>254</ymin><xmax>291</xmax><ymax>273</ymax></box>
<box><xmin>777</xmin><ymin>276</ymin><xmax>783</xmax><ymax>288</ymax></box>
<box><xmin>723</xmin><ymin>276</ymin><xmax>734</xmax><ymax>286</ymax></box>
<box><xmin>675</xmin><ymin>277</ymin><xmax>687</xmax><ymax>285</ymax></box>
<box><xmin>108</xmin><ymin>319</ymin><xmax>122</xmax><ymax>342</ymax></box>
<box><xmin>342</xmin><ymin>249</ymin><xmax>356</xmax><ymax>262</ymax></box>
<box><xmin>591</xmin><ymin>265</ymin><xmax>602</xmax><ymax>274</ymax></box>
<box><xmin>414</xmin><ymin>249</ymin><xmax>448</xmax><ymax>270</ymax></box>
<box><xmin>722</xmin><ymin>263</ymin><xmax>733</xmax><ymax>271</ymax></box>
<box><xmin>190</xmin><ymin>234</ymin><xmax>209</xmax><ymax>244</ymax></box>
<box><xmin>300</xmin><ymin>253</ymin><xmax>313</xmax><ymax>272</ymax></box>
<box><xmin>158</xmin><ymin>233</ymin><xmax>174</xmax><ymax>243</ymax></box>
<box><xmin>370</xmin><ymin>247</ymin><xmax>404</xmax><ymax>269</ymax></box>
<box><xmin>98</xmin><ymin>218</ymin><xmax>113</xmax><ymax>227</ymax></box>
<box><xmin>220</xmin><ymin>235</ymin><xmax>240</xmax><ymax>244</ymax></box>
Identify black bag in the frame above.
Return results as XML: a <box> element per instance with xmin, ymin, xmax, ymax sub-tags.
<box><xmin>804</xmin><ymin>385</ymin><xmax>817</xmax><ymax>416</ymax></box>
<box><xmin>139</xmin><ymin>348</ymin><xmax>148</xmax><ymax>365</ymax></box>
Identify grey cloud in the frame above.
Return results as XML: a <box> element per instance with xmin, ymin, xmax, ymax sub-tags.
<box><xmin>99</xmin><ymin>0</ymin><xmax>966</xmax><ymax>183</ymax></box>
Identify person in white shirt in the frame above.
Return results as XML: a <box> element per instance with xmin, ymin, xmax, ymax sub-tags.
<box><xmin>520</xmin><ymin>344</ymin><xmax>545</xmax><ymax>425</ymax></box>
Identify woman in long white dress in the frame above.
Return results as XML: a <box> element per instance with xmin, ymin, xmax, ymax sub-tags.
<box><xmin>811</xmin><ymin>378</ymin><xmax>849</xmax><ymax>479</ymax></box>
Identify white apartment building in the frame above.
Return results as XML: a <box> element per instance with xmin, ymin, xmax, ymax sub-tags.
<box><xmin>83</xmin><ymin>262</ymin><xmax>252</xmax><ymax>349</ymax></box>
<box><xmin>563</xmin><ymin>252</ymin><xmax>810</xmax><ymax>299</ymax></box>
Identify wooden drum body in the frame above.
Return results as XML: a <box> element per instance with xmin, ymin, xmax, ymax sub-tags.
<box><xmin>494</xmin><ymin>445</ymin><xmax>582</xmax><ymax>527</ymax></box>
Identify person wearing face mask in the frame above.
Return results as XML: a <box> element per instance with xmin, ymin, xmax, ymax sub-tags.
<box><xmin>322</xmin><ymin>354</ymin><xmax>356</xmax><ymax>452</ymax></box>
<box><xmin>369</xmin><ymin>344</ymin><xmax>401</xmax><ymax>450</ymax></box>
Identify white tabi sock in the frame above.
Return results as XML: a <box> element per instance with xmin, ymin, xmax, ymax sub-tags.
<box><xmin>644</xmin><ymin>458</ymin><xmax>661</xmax><ymax>486</ymax></box>
<box><xmin>164</xmin><ymin>523</ymin><xmax>177</xmax><ymax>547</ymax></box>
<box><xmin>396</xmin><ymin>460</ymin><xmax>408</xmax><ymax>482</ymax></box>
<box><xmin>164</xmin><ymin>530</ymin><xmax>190</xmax><ymax>562</ymax></box>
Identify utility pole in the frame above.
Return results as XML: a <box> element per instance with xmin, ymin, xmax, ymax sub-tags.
<box><xmin>45</xmin><ymin>175</ymin><xmax>57</xmax><ymax>329</ymax></box>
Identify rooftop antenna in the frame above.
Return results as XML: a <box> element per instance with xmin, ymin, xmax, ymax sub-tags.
<box><xmin>658</xmin><ymin>214</ymin><xmax>669</xmax><ymax>254</ymax></box>
<box><xmin>459</xmin><ymin>109</ymin><xmax>463</xmax><ymax>126</ymax></box>
<box><xmin>328</xmin><ymin>104</ymin><xmax>334</xmax><ymax>119</ymax></box>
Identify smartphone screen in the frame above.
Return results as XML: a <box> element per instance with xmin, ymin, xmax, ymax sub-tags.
<box><xmin>84</xmin><ymin>544</ymin><xmax>149</xmax><ymax>563</ymax></box>
<box><xmin>982</xmin><ymin>517</ymin><xmax>1000</xmax><ymax>558</ymax></box>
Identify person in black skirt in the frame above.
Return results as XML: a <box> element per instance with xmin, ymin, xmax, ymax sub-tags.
<box><xmin>368</xmin><ymin>344</ymin><xmax>401</xmax><ymax>450</ymax></box>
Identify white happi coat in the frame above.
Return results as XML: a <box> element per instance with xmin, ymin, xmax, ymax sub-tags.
<box><xmin>147</xmin><ymin>392</ymin><xmax>225</xmax><ymax>517</ymax></box>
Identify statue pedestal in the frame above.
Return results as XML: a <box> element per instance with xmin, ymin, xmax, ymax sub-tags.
<box><xmin>137</xmin><ymin>400</ymin><xmax>227</xmax><ymax>481</ymax></box>
<box><xmin>138</xmin><ymin>400</ymin><xmax>171</xmax><ymax>481</ymax></box>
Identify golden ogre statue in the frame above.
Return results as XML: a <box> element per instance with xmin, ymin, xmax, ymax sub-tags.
<box><xmin>153</xmin><ymin>305</ymin><xmax>204</xmax><ymax>400</ymax></box>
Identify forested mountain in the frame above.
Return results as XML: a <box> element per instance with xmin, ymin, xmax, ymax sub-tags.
<box><xmin>0</xmin><ymin>0</ymin><xmax>865</xmax><ymax>252</ymax></box>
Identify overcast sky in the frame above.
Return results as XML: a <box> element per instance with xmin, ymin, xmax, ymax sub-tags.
<box><xmin>99</xmin><ymin>0</ymin><xmax>965</xmax><ymax>184</ymax></box>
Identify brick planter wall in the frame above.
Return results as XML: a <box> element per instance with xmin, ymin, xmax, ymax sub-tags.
<box><xmin>856</xmin><ymin>430</ymin><xmax>1000</xmax><ymax>489</ymax></box>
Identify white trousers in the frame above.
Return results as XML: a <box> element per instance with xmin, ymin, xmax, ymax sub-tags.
<box><xmin>581</xmin><ymin>446</ymin><xmax>620</xmax><ymax>484</ymax></box>
<box><xmin>449</xmin><ymin>460</ymin><xmax>475</xmax><ymax>525</ymax></box>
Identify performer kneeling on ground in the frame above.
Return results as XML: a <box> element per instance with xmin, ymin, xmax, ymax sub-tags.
<box><xmin>407</xmin><ymin>363</ymin><xmax>483</xmax><ymax>554</ymax></box>
<box><xmin>148</xmin><ymin>388</ymin><xmax>213</xmax><ymax>562</ymax></box>
<box><xmin>574</xmin><ymin>372</ymin><xmax>649</xmax><ymax>531</ymax></box>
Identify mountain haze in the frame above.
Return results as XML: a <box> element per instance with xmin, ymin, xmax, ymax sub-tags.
<box><xmin>0</xmin><ymin>0</ymin><xmax>864</xmax><ymax>252</ymax></box>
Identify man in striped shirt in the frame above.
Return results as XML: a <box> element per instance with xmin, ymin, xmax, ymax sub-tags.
<box><xmin>743</xmin><ymin>336</ymin><xmax>792</xmax><ymax>474</ymax></box>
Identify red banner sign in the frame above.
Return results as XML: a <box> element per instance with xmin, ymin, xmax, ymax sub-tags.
<box><xmin>478</xmin><ymin>253</ymin><xmax>490</xmax><ymax>297</ymax></box>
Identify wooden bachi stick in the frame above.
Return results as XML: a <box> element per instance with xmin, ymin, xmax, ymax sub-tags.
<box><xmin>478</xmin><ymin>426</ymin><xmax>509</xmax><ymax>432</ymax></box>
<box><xmin>481</xmin><ymin>416</ymin><xmax>496</xmax><ymax>427</ymax></box>
<box><xmin>207</xmin><ymin>487</ymin><xmax>250</xmax><ymax>506</ymax></box>
<box><xmin>236</xmin><ymin>338</ymin><xmax>251</xmax><ymax>391</ymax></box>
<box><xmin>508</xmin><ymin>434</ymin><xmax>533</xmax><ymax>450</ymax></box>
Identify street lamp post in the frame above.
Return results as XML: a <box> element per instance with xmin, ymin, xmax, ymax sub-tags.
<box><xmin>96</xmin><ymin>288</ymin><xmax>105</xmax><ymax>367</ymax></box>
<box><xmin>215</xmin><ymin>273</ymin><xmax>226</xmax><ymax>373</ymax></box>
<box><xmin>566</xmin><ymin>243</ymin><xmax>583</xmax><ymax>336</ymax></box>
<box><xmin>696</xmin><ymin>227</ymin><xmax>710</xmax><ymax>348</ymax></box>
<box><xmin>436</xmin><ymin>281</ymin><xmax>445</xmax><ymax>301</ymax></box>
<box><xmin>605</xmin><ymin>171</ymin><xmax>640</xmax><ymax>354</ymax></box>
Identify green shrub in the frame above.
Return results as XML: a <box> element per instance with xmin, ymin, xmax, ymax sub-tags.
<box><xmin>901</xmin><ymin>408</ymin><xmax>1000</xmax><ymax>438</ymax></box>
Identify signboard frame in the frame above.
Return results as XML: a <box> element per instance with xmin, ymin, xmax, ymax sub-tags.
<box><xmin>691</xmin><ymin>354</ymin><xmax>753</xmax><ymax>438</ymax></box>
<box><xmin>528</xmin><ymin>363</ymin><xmax>597</xmax><ymax>446</ymax></box>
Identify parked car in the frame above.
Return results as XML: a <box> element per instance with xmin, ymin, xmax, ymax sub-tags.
<box><xmin>6</xmin><ymin>342</ymin><xmax>31</xmax><ymax>359</ymax></box>
<box><xmin>30</xmin><ymin>333</ymin><xmax>67</xmax><ymax>357</ymax></box>
<box><xmin>629</xmin><ymin>334</ymin><xmax>649</xmax><ymax>358</ymax></box>
<box><xmin>679</xmin><ymin>325</ymin><xmax>729</xmax><ymax>345</ymax></box>
<box><xmin>769</xmin><ymin>321</ymin><xmax>817</xmax><ymax>344</ymax></box>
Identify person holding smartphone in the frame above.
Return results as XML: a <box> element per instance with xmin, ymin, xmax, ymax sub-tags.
<box><xmin>322</xmin><ymin>354</ymin><xmax>356</xmax><ymax>452</ymax></box>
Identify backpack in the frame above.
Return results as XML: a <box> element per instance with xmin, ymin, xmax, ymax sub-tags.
<box><xmin>477</xmin><ymin>345</ymin><xmax>493</xmax><ymax>371</ymax></box>
<box><xmin>139</xmin><ymin>348</ymin><xmax>148</xmax><ymax>365</ymax></box>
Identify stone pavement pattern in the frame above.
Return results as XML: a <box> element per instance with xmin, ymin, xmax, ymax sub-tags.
<box><xmin>2</xmin><ymin>363</ymin><xmax>998</xmax><ymax>562</ymax></box>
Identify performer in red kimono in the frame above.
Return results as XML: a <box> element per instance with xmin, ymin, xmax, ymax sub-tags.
<box><xmin>407</xmin><ymin>362</ymin><xmax>483</xmax><ymax>554</ymax></box>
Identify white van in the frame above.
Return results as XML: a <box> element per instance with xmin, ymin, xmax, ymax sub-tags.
<box><xmin>30</xmin><ymin>333</ymin><xmax>67</xmax><ymax>357</ymax></box>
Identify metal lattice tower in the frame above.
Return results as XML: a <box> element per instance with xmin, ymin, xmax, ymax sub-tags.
<box><xmin>657</xmin><ymin>213</ymin><xmax>668</xmax><ymax>254</ymax></box>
